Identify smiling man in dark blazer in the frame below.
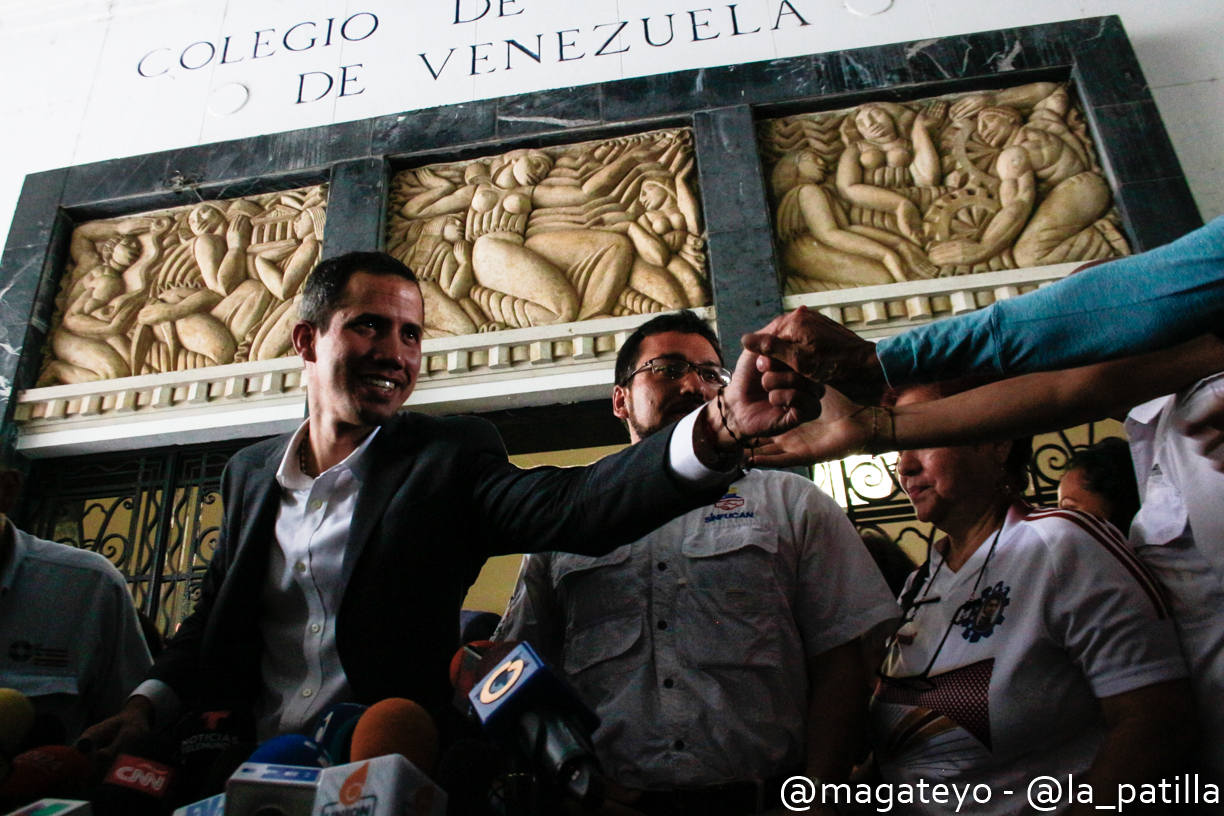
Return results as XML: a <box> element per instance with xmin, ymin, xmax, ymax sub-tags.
<box><xmin>80</xmin><ymin>251</ymin><xmax>819</xmax><ymax>755</ymax></box>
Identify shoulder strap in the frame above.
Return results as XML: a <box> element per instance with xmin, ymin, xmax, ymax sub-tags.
<box><xmin>898</xmin><ymin>558</ymin><xmax>932</xmax><ymax>615</ymax></box>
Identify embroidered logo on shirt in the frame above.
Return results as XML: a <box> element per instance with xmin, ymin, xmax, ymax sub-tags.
<box><xmin>954</xmin><ymin>582</ymin><xmax>1010</xmax><ymax>643</ymax></box>
<box><xmin>704</xmin><ymin>488</ymin><xmax>754</xmax><ymax>523</ymax></box>
<box><xmin>7</xmin><ymin>640</ymin><xmax>69</xmax><ymax>667</ymax></box>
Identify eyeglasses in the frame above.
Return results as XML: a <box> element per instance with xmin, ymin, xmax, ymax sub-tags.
<box><xmin>619</xmin><ymin>358</ymin><xmax>732</xmax><ymax>388</ymax></box>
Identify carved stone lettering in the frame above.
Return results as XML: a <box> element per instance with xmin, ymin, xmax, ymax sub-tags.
<box><xmin>758</xmin><ymin>82</ymin><xmax>1130</xmax><ymax>293</ymax></box>
<box><xmin>39</xmin><ymin>185</ymin><xmax>327</xmax><ymax>386</ymax></box>
<box><xmin>386</xmin><ymin>128</ymin><xmax>709</xmax><ymax>338</ymax></box>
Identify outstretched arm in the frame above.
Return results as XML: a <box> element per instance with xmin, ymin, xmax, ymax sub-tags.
<box><xmin>753</xmin><ymin>334</ymin><xmax>1224</xmax><ymax>467</ymax></box>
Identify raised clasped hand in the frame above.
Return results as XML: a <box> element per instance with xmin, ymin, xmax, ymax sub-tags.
<box><xmin>718</xmin><ymin>347</ymin><xmax>825</xmax><ymax>444</ymax></box>
<box><xmin>742</xmin><ymin>306</ymin><xmax>885</xmax><ymax>403</ymax></box>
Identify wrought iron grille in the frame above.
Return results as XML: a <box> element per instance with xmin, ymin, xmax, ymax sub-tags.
<box><xmin>812</xmin><ymin>420</ymin><xmax>1125</xmax><ymax>562</ymax></box>
<box><xmin>19</xmin><ymin>439</ymin><xmax>260</xmax><ymax>638</ymax></box>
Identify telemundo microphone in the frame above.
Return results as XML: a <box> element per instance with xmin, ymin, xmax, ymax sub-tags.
<box><xmin>466</xmin><ymin>641</ymin><xmax>605</xmax><ymax>809</ymax></box>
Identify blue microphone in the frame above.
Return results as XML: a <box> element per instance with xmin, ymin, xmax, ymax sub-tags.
<box><xmin>246</xmin><ymin>735</ymin><xmax>330</xmax><ymax>768</ymax></box>
<box><xmin>311</xmin><ymin>703</ymin><xmax>366</xmax><ymax>765</ymax></box>
<box><xmin>468</xmin><ymin>641</ymin><xmax>604</xmax><ymax>807</ymax></box>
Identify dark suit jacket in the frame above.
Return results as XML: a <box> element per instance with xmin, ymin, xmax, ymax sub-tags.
<box><xmin>149</xmin><ymin>411</ymin><xmax>727</xmax><ymax>723</ymax></box>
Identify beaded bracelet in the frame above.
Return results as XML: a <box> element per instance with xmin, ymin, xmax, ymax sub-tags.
<box><xmin>716</xmin><ymin>387</ymin><xmax>757</xmax><ymax>470</ymax></box>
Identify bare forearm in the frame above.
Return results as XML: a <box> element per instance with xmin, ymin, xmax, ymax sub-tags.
<box><xmin>891</xmin><ymin>335</ymin><xmax>1224</xmax><ymax>449</ymax></box>
<box><xmin>1070</xmin><ymin>681</ymin><xmax>1194</xmax><ymax>815</ymax></box>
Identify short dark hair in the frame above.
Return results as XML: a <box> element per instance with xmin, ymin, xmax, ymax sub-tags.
<box><xmin>297</xmin><ymin>251</ymin><xmax>418</xmax><ymax>330</ymax></box>
<box><xmin>1065</xmin><ymin>437</ymin><xmax>1140</xmax><ymax>532</ymax></box>
<box><xmin>614</xmin><ymin>310</ymin><xmax>723</xmax><ymax>386</ymax></box>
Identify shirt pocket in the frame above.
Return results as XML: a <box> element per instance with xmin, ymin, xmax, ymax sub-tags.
<box><xmin>563</xmin><ymin>612</ymin><xmax>645</xmax><ymax>677</ymax></box>
<box><xmin>677</xmin><ymin>522</ymin><xmax>785</xmax><ymax>669</ymax></box>
<box><xmin>552</xmin><ymin>548</ymin><xmax>646</xmax><ymax>677</ymax></box>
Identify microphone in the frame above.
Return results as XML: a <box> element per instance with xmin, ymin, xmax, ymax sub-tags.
<box><xmin>0</xmin><ymin>745</ymin><xmax>87</xmax><ymax>806</ymax></box>
<box><xmin>247</xmin><ymin>735</ymin><xmax>331</xmax><ymax>768</ymax></box>
<box><xmin>223</xmin><ymin>754</ymin><xmax>446</xmax><ymax>816</ymax></box>
<box><xmin>450</xmin><ymin>642</ymin><xmax>517</xmax><ymax>718</ymax></box>
<box><xmin>88</xmin><ymin>732</ymin><xmax>179</xmax><ymax>816</ymax></box>
<box><xmin>171</xmin><ymin>707</ymin><xmax>256</xmax><ymax>805</ymax></box>
<box><xmin>466</xmin><ymin>641</ymin><xmax>605</xmax><ymax>808</ymax></box>
<box><xmin>1</xmin><ymin>799</ymin><xmax>92</xmax><ymax>815</ymax></box>
<box><xmin>311</xmin><ymin>703</ymin><xmax>366</xmax><ymax>766</ymax></box>
<box><xmin>0</xmin><ymin>689</ymin><xmax>35</xmax><ymax>782</ymax></box>
<box><xmin>349</xmin><ymin>699</ymin><xmax>438</xmax><ymax>776</ymax></box>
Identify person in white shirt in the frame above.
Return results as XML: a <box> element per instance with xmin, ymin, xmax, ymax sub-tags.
<box><xmin>78</xmin><ymin>251</ymin><xmax>821</xmax><ymax>760</ymax></box>
<box><xmin>870</xmin><ymin>382</ymin><xmax>1191</xmax><ymax>815</ymax></box>
<box><xmin>497</xmin><ymin>312</ymin><xmax>897</xmax><ymax>816</ymax></box>
<box><xmin>0</xmin><ymin>468</ymin><xmax>152</xmax><ymax>742</ymax></box>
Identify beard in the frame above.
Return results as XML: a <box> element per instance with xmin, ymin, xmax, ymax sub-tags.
<box><xmin>625</xmin><ymin>393</ymin><xmax>707</xmax><ymax>441</ymax></box>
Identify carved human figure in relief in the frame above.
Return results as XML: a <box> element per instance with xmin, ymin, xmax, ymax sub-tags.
<box><xmin>608</xmin><ymin>159</ymin><xmax>709</xmax><ymax>313</ymax></box>
<box><xmin>39</xmin><ymin>185</ymin><xmax>328</xmax><ymax>386</ymax></box>
<box><xmin>836</xmin><ymin>101</ymin><xmax>948</xmax><ymax>242</ymax></box>
<box><xmin>927</xmin><ymin>83</ymin><xmax>1123</xmax><ymax>268</ymax></box>
<box><xmin>772</xmin><ymin>149</ymin><xmax>938</xmax><ymax>292</ymax></box>
<box><xmin>391</xmin><ymin>133</ymin><xmax>704</xmax><ymax>334</ymax></box>
<box><xmin>40</xmin><ymin>218</ymin><xmax>169</xmax><ymax>384</ymax></box>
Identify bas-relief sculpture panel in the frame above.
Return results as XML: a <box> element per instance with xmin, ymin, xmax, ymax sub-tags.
<box><xmin>386</xmin><ymin>129</ymin><xmax>709</xmax><ymax>338</ymax></box>
<box><xmin>39</xmin><ymin>186</ymin><xmax>326</xmax><ymax>386</ymax></box>
<box><xmin>758</xmin><ymin>82</ymin><xmax>1132</xmax><ymax>294</ymax></box>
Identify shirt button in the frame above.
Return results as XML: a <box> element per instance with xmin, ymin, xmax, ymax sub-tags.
<box><xmin>294</xmin><ymin>561</ymin><xmax>306</xmax><ymax>573</ymax></box>
<box><xmin>673</xmin><ymin>740</ymin><xmax>685</xmax><ymax>751</ymax></box>
<box><xmin>657</xmin><ymin>562</ymin><xmax>667</xmax><ymax>571</ymax></box>
<box><xmin>657</xmin><ymin>620</ymin><xmax>668</xmax><ymax>630</ymax></box>
<box><xmin>663</xmin><ymin>678</ymin><xmax>674</xmax><ymax>689</ymax></box>
<box><xmin>309</xmin><ymin>499</ymin><xmax>323</xmax><ymax>510</ymax></box>
<box><xmin>302</xmin><ymin>689</ymin><xmax>312</xmax><ymax>698</ymax></box>
<box><xmin>310</xmin><ymin>623</ymin><xmax>321</xmax><ymax>633</ymax></box>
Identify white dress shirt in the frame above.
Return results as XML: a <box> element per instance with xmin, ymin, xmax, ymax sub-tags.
<box><xmin>134</xmin><ymin>421</ymin><xmax>380</xmax><ymax>739</ymax></box>
<box><xmin>133</xmin><ymin>406</ymin><xmax>729</xmax><ymax>738</ymax></box>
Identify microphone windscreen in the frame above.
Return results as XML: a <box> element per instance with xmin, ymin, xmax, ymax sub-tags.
<box><xmin>16</xmin><ymin>712</ymin><xmax>67</xmax><ymax>753</ymax></box>
<box><xmin>0</xmin><ymin>745</ymin><xmax>87</xmax><ymax>802</ymax></box>
<box><xmin>171</xmin><ymin>707</ymin><xmax>256</xmax><ymax>805</ymax></box>
<box><xmin>0</xmin><ymin>689</ymin><xmax>35</xmax><ymax>755</ymax></box>
<box><xmin>349</xmin><ymin>699</ymin><xmax>439</xmax><ymax>775</ymax></box>
<box><xmin>246</xmin><ymin>734</ymin><xmax>330</xmax><ymax>768</ymax></box>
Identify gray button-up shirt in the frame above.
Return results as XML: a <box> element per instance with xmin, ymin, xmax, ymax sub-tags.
<box><xmin>496</xmin><ymin>469</ymin><xmax>897</xmax><ymax>789</ymax></box>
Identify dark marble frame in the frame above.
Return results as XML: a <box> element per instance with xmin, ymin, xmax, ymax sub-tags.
<box><xmin>0</xmin><ymin>16</ymin><xmax>1200</xmax><ymax>462</ymax></box>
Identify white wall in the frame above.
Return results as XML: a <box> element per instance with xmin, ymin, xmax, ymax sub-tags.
<box><xmin>1</xmin><ymin>0</ymin><xmax>1220</xmax><ymax>248</ymax></box>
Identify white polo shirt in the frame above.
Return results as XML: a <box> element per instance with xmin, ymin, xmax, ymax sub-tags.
<box><xmin>873</xmin><ymin>503</ymin><xmax>1186</xmax><ymax>815</ymax></box>
<box><xmin>0</xmin><ymin>522</ymin><xmax>152</xmax><ymax>741</ymax></box>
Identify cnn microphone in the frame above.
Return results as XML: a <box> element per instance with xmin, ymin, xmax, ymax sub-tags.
<box><xmin>349</xmin><ymin>699</ymin><xmax>438</xmax><ymax>777</ymax></box>
<box><xmin>467</xmin><ymin>642</ymin><xmax>605</xmax><ymax>808</ymax></box>
<box><xmin>88</xmin><ymin>732</ymin><xmax>179</xmax><ymax>816</ymax></box>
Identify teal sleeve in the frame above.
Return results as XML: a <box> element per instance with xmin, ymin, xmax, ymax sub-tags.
<box><xmin>876</xmin><ymin>216</ymin><xmax>1224</xmax><ymax>386</ymax></box>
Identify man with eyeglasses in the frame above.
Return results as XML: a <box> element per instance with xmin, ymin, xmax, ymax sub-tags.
<box><xmin>496</xmin><ymin>310</ymin><xmax>897</xmax><ymax>816</ymax></box>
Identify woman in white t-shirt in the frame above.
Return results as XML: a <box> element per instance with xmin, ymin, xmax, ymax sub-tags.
<box><xmin>869</xmin><ymin>382</ymin><xmax>1193</xmax><ymax>815</ymax></box>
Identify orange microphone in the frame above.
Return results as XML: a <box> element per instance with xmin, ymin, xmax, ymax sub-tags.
<box><xmin>348</xmin><ymin>699</ymin><xmax>439</xmax><ymax>776</ymax></box>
